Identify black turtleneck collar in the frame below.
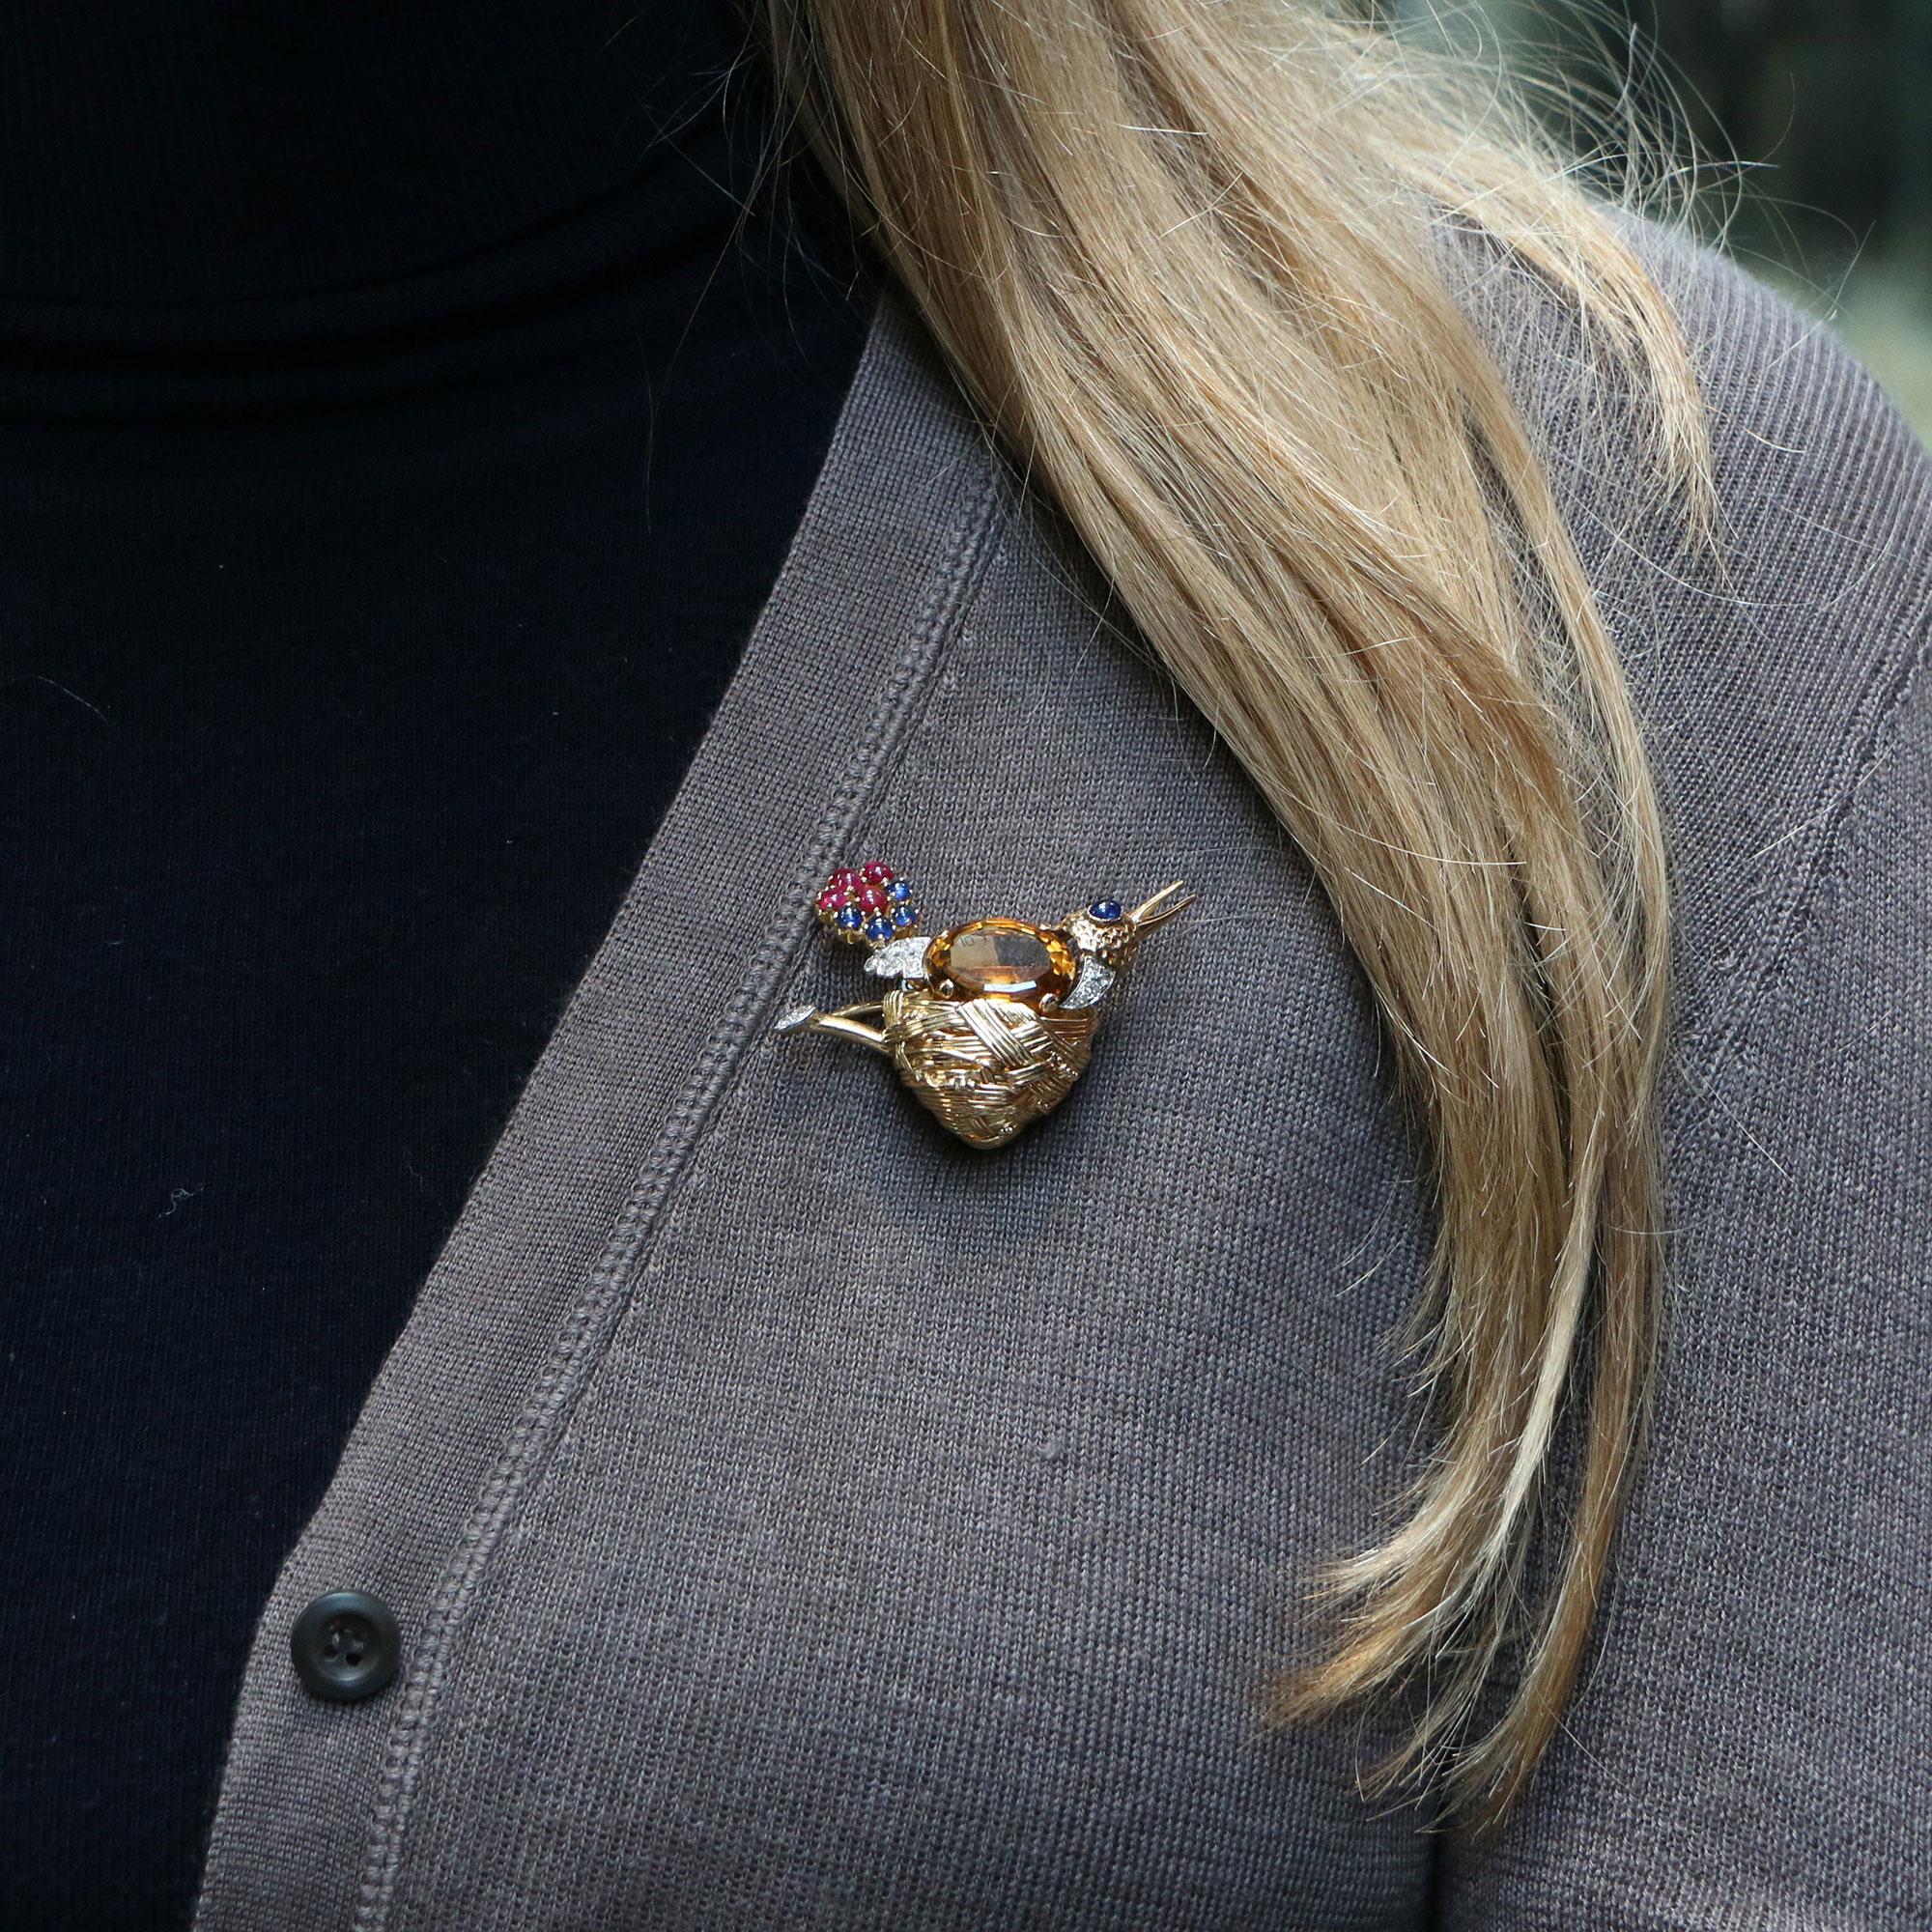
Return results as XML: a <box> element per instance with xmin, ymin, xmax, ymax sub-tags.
<box><xmin>0</xmin><ymin>1</ymin><xmax>754</xmax><ymax>306</ymax></box>
<box><xmin>0</xmin><ymin>1</ymin><xmax>863</xmax><ymax>421</ymax></box>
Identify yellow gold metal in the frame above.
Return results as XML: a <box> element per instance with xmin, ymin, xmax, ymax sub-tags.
<box><xmin>778</xmin><ymin>877</ymin><xmax>1193</xmax><ymax>1150</ymax></box>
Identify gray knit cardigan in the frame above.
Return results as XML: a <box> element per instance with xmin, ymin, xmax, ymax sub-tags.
<box><xmin>193</xmin><ymin>222</ymin><xmax>1932</xmax><ymax>1930</ymax></box>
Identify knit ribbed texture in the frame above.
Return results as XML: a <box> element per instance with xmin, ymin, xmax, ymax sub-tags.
<box><xmin>193</xmin><ymin>232</ymin><xmax>1931</xmax><ymax>1928</ymax></box>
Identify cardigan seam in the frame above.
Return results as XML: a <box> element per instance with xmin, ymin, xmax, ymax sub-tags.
<box><xmin>347</xmin><ymin>461</ymin><xmax>1012</xmax><ymax>1932</ymax></box>
<box><xmin>1677</xmin><ymin>532</ymin><xmax>1932</xmax><ymax>1118</ymax></box>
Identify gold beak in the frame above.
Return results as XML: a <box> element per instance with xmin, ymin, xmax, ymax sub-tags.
<box><xmin>1128</xmin><ymin>879</ymin><xmax>1195</xmax><ymax>929</ymax></box>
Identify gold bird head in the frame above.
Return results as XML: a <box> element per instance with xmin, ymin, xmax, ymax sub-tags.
<box><xmin>1060</xmin><ymin>880</ymin><xmax>1196</xmax><ymax>975</ymax></box>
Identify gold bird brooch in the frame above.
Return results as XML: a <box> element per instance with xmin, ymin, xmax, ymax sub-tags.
<box><xmin>777</xmin><ymin>863</ymin><xmax>1193</xmax><ymax>1150</ymax></box>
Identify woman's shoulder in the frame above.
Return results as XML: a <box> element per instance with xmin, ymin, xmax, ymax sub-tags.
<box><xmin>1605</xmin><ymin>213</ymin><xmax>1930</xmax><ymax>781</ymax></box>
<box><xmin>1629</xmin><ymin>214</ymin><xmax>1931</xmax><ymax>582</ymax></box>
<box><xmin>1459</xmin><ymin>207</ymin><xmax>1929</xmax><ymax>714</ymax></box>
<box><xmin>1469</xmin><ymin>208</ymin><xmax>1929</xmax><ymax>616</ymax></box>
<box><xmin>1470</xmin><ymin>209</ymin><xmax>1931</xmax><ymax>1048</ymax></box>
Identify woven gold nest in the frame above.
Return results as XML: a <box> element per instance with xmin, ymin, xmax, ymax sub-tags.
<box><xmin>882</xmin><ymin>987</ymin><xmax>1097</xmax><ymax>1150</ymax></box>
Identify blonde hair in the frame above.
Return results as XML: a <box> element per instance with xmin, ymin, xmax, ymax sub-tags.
<box><xmin>761</xmin><ymin>0</ymin><xmax>1711</xmax><ymax>1821</ymax></box>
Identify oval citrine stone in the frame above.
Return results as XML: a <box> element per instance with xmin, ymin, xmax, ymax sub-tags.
<box><xmin>925</xmin><ymin>918</ymin><xmax>1077</xmax><ymax>1003</ymax></box>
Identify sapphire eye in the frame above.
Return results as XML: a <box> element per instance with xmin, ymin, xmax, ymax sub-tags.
<box><xmin>1088</xmin><ymin>898</ymin><xmax>1123</xmax><ymax>923</ymax></box>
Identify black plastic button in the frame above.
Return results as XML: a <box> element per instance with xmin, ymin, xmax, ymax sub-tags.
<box><xmin>290</xmin><ymin>1589</ymin><xmax>401</xmax><ymax>1703</ymax></box>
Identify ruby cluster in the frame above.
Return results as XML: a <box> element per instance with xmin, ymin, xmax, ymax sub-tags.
<box><xmin>816</xmin><ymin>862</ymin><xmax>919</xmax><ymax>947</ymax></box>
